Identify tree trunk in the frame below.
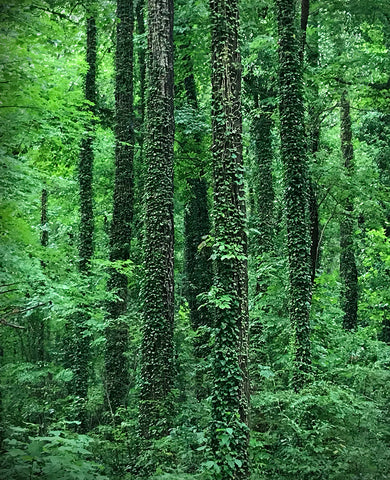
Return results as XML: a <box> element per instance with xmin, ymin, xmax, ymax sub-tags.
<box><xmin>71</xmin><ymin>10</ymin><xmax>97</xmax><ymax>429</ymax></box>
<box><xmin>177</xmin><ymin>23</ymin><xmax>213</xmax><ymax>399</ymax></box>
<box><xmin>104</xmin><ymin>0</ymin><xmax>134</xmax><ymax>414</ymax></box>
<box><xmin>78</xmin><ymin>14</ymin><xmax>96</xmax><ymax>274</ymax></box>
<box><xmin>133</xmin><ymin>0</ymin><xmax>146</xmax><ymax>244</ymax></box>
<box><xmin>139</xmin><ymin>0</ymin><xmax>175</xmax><ymax>440</ymax></box>
<box><xmin>276</xmin><ymin>0</ymin><xmax>312</xmax><ymax>391</ymax></box>
<box><xmin>209</xmin><ymin>0</ymin><xmax>249</xmax><ymax>477</ymax></box>
<box><xmin>339</xmin><ymin>91</ymin><xmax>358</xmax><ymax>330</ymax></box>
<box><xmin>251</xmin><ymin>96</ymin><xmax>275</xmax><ymax>289</ymax></box>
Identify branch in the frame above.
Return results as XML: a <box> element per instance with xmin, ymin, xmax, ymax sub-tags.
<box><xmin>29</xmin><ymin>4</ymin><xmax>79</xmax><ymax>24</ymax></box>
<box><xmin>0</xmin><ymin>318</ymin><xmax>26</xmax><ymax>329</ymax></box>
<box><xmin>316</xmin><ymin>204</ymin><xmax>339</xmax><ymax>266</ymax></box>
<box><xmin>332</xmin><ymin>76</ymin><xmax>390</xmax><ymax>91</ymax></box>
<box><xmin>3</xmin><ymin>301</ymin><xmax>51</xmax><ymax>318</ymax></box>
<box><xmin>318</xmin><ymin>185</ymin><xmax>332</xmax><ymax>208</ymax></box>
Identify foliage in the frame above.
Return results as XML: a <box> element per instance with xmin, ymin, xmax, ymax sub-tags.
<box><xmin>1</xmin><ymin>0</ymin><xmax>390</xmax><ymax>479</ymax></box>
<box><xmin>0</xmin><ymin>428</ymin><xmax>108</xmax><ymax>480</ymax></box>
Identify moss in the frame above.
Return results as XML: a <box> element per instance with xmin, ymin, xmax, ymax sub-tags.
<box><xmin>276</xmin><ymin>0</ymin><xmax>312</xmax><ymax>390</ymax></box>
<box><xmin>139</xmin><ymin>0</ymin><xmax>175</xmax><ymax>440</ymax></box>
<box><xmin>104</xmin><ymin>0</ymin><xmax>135</xmax><ymax>413</ymax></box>
<box><xmin>210</xmin><ymin>0</ymin><xmax>249</xmax><ymax>477</ymax></box>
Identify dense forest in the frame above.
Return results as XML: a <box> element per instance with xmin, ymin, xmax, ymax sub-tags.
<box><xmin>1</xmin><ymin>0</ymin><xmax>390</xmax><ymax>478</ymax></box>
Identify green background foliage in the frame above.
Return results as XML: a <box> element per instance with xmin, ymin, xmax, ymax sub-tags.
<box><xmin>1</xmin><ymin>0</ymin><xmax>390</xmax><ymax>479</ymax></box>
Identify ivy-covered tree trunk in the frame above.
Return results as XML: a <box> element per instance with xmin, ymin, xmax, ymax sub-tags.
<box><xmin>210</xmin><ymin>0</ymin><xmax>249</xmax><ymax>477</ymax></box>
<box><xmin>133</xmin><ymin>0</ymin><xmax>146</xmax><ymax>244</ymax></box>
<box><xmin>339</xmin><ymin>91</ymin><xmax>358</xmax><ymax>331</ymax></box>
<box><xmin>276</xmin><ymin>0</ymin><xmax>312</xmax><ymax>390</ymax></box>
<box><xmin>177</xmin><ymin>28</ymin><xmax>213</xmax><ymax>399</ymax></box>
<box><xmin>71</xmin><ymin>11</ymin><xmax>97</xmax><ymax>427</ymax></box>
<box><xmin>104</xmin><ymin>0</ymin><xmax>134</xmax><ymax>414</ymax></box>
<box><xmin>139</xmin><ymin>0</ymin><xmax>175</xmax><ymax>439</ymax></box>
<box><xmin>184</xmin><ymin>176</ymin><xmax>212</xmax><ymax>397</ymax></box>
<box><xmin>251</xmin><ymin>92</ymin><xmax>275</xmax><ymax>292</ymax></box>
<box><xmin>306</xmin><ymin>11</ymin><xmax>321</xmax><ymax>284</ymax></box>
<box><xmin>78</xmin><ymin>14</ymin><xmax>96</xmax><ymax>274</ymax></box>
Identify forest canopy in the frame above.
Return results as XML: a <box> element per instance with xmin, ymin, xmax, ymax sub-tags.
<box><xmin>0</xmin><ymin>0</ymin><xmax>390</xmax><ymax>479</ymax></box>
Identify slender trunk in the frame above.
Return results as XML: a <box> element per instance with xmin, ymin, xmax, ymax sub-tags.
<box><xmin>251</xmin><ymin>95</ymin><xmax>274</xmax><ymax>280</ymax></box>
<box><xmin>210</xmin><ymin>0</ymin><xmax>249</xmax><ymax>477</ymax></box>
<box><xmin>178</xmin><ymin>27</ymin><xmax>213</xmax><ymax>399</ymax></box>
<box><xmin>72</xmin><ymin>10</ymin><xmax>97</xmax><ymax>429</ymax></box>
<box><xmin>79</xmin><ymin>15</ymin><xmax>96</xmax><ymax>274</ymax></box>
<box><xmin>339</xmin><ymin>91</ymin><xmax>358</xmax><ymax>330</ymax></box>
<box><xmin>41</xmin><ymin>188</ymin><xmax>48</xmax><ymax>249</ymax></box>
<box><xmin>139</xmin><ymin>0</ymin><xmax>175</xmax><ymax>440</ymax></box>
<box><xmin>306</xmin><ymin>11</ymin><xmax>321</xmax><ymax>283</ymax></box>
<box><xmin>104</xmin><ymin>0</ymin><xmax>134</xmax><ymax>414</ymax></box>
<box><xmin>134</xmin><ymin>0</ymin><xmax>146</xmax><ymax>242</ymax></box>
<box><xmin>276</xmin><ymin>0</ymin><xmax>312</xmax><ymax>391</ymax></box>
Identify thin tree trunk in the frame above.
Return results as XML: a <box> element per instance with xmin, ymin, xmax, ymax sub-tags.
<box><xmin>339</xmin><ymin>91</ymin><xmax>358</xmax><ymax>330</ymax></box>
<box><xmin>251</xmin><ymin>91</ymin><xmax>275</xmax><ymax>294</ymax></box>
<box><xmin>104</xmin><ymin>0</ymin><xmax>134</xmax><ymax>414</ymax></box>
<box><xmin>134</xmin><ymin>0</ymin><xmax>146</xmax><ymax>243</ymax></box>
<box><xmin>139</xmin><ymin>0</ymin><xmax>175</xmax><ymax>440</ymax></box>
<box><xmin>71</xmin><ymin>9</ymin><xmax>97</xmax><ymax>430</ymax></box>
<box><xmin>276</xmin><ymin>0</ymin><xmax>312</xmax><ymax>391</ymax></box>
<box><xmin>78</xmin><ymin>14</ymin><xmax>96</xmax><ymax>274</ymax></box>
<box><xmin>178</xmin><ymin>25</ymin><xmax>213</xmax><ymax>399</ymax></box>
<box><xmin>210</xmin><ymin>0</ymin><xmax>249</xmax><ymax>477</ymax></box>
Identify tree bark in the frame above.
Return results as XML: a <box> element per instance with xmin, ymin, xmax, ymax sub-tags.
<box><xmin>276</xmin><ymin>0</ymin><xmax>312</xmax><ymax>391</ymax></box>
<box><xmin>104</xmin><ymin>0</ymin><xmax>135</xmax><ymax>414</ymax></box>
<box><xmin>70</xmin><ymin>10</ymin><xmax>97</xmax><ymax>430</ymax></box>
<box><xmin>210</xmin><ymin>0</ymin><xmax>249</xmax><ymax>477</ymax></box>
<box><xmin>177</xmin><ymin>22</ymin><xmax>213</xmax><ymax>399</ymax></box>
<box><xmin>139</xmin><ymin>0</ymin><xmax>175</xmax><ymax>440</ymax></box>
<box><xmin>339</xmin><ymin>91</ymin><xmax>358</xmax><ymax>331</ymax></box>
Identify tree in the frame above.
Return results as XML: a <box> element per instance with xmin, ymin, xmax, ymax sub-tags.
<box><xmin>104</xmin><ymin>0</ymin><xmax>135</xmax><ymax>414</ymax></box>
<box><xmin>69</xmin><ymin>8</ymin><xmax>97</xmax><ymax>427</ymax></box>
<box><xmin>275</xmin><ymin>0</ymin><xmax>312</xmax><ymax>390</ymax></box>
<box><xmin>339</xmin><ymin>90</ymin><xmax>358</xmax><ymax>330</ymax></box>
<box><xmin>175</xmin><ymin>10</ymin><xmax>213</xmax><ymax>398</ymax></box>
<box><xmin>139</xmin><ymin>0</ymin><xmax>175</xmax><ymax>439</ymax></box>
<box><xmin>209</xmin><ymin>0</ymin><xmax>249</xmax><ymax>476</ymax></box>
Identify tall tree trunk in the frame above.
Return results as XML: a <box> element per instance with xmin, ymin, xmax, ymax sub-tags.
<box><xmin>71</xmin><ymin>10</ymin><xmax>97</xmax><ymax>429</ymax></box>
<box><xmin>209</xmin><ymin>0</ymin><xmax>249</xmax><ymax>477</ymax></box>
<box><xmin>178</xmin><ymin>26</ymin><xmax>213</xmax><ymax>399</ymax></box>
<box><xmin>139</xmin><ymin>0</ymin><xmax>175</xmax><ymax>440</ymax></box>
<box><xmin>306</xmin><ymin>10</ymin><xmax>321</xmax><ymax>283</ymax></box>
<box><xmin>78</xmin><ymin>14</ymin><xmax>96</xmax><ymax>274</ymax></box>
<box><xmin>104</xmin><ymin>0</ymin><xmax>134</xmax><ymax>414</ymax></box>
<box><xmin>251</xmin><ymin>91</ymin><xmax>275</xmax><ymax>293</ymax></box>
<box><xmin>134</xmin><ymin>0</ymin><xmax>146</xmax><ymax>243</ymax></box>
<box><xmin>339</xmin><ymin>91</ymin><xmax>358</xmax><ymax>330</ymax></box>
<box><xmin>276</xmin><ymin>0</ymin><xmax>312</xmax><ymax>391</ymax></box>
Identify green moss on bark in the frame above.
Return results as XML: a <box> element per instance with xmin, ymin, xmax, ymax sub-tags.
<box><xmin>104</xmin><ymin>0</ymin><xmax>135</xmax><ymax>413</ymax></box>
<box><xmin>139</xmin><ymin>0</ymin><xmax>175</xmax><ymax>440</ymax></box>
<box><xmin>210</xmin><ymin>0</ymin><xmax>249</xmax><ymax>477</ymax></box>
<box><xmin>276</xmin><ymin>0</ymin><xmax>312</xmax><ymax>390</ymax></box>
